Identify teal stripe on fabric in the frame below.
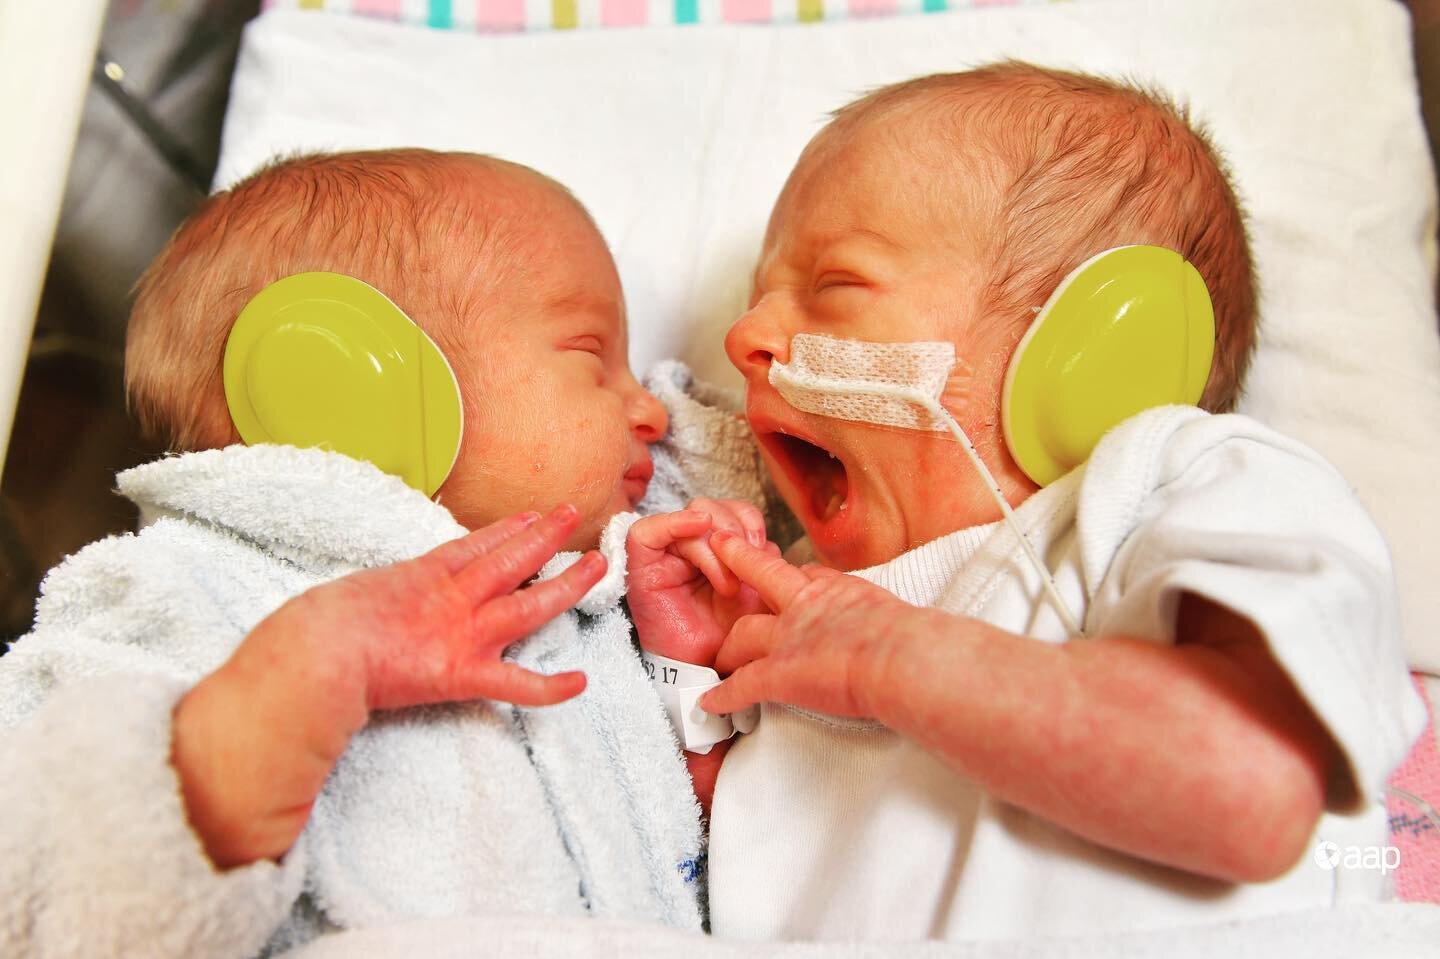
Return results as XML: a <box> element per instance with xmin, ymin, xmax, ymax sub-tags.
<box><xmin>675</xmin><ymin>0</ymin><xmax>699</xmax><ymax>23</ymax></box>
<box><xmin>922</xmin><ymin>0</ymin><xmax>947</xmax><ymax>11</ymax></box>
<box><xmin>428</xmin><ymin>0</ymin><xmax>452</xmax><ymax>27</ymax></box>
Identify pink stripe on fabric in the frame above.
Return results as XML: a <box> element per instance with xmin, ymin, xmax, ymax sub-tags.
<box><xmin>602</xmin><ymin>0</ymin><xmax>649</xmax><ymax>25</ymax></box>
<box><xmin>352</xmin><ymin>0</ymin><xmax>404</xmax><ymax>16</ymax></box>
<box><xmin>476</xmin><ymin>0</ymin><xmax>525</xmax><ymax>29</ymax></box>
<box><xmin>722</xmin><ymin>0</ymin><xmax>772</xmax><ymax>23</ymax></box>
<box><xmin>847</xmin><ymin>0</ymin><xmax>899</xmax><ymax>16</ymax></box>
<box><xmin>1387</xmin><ymin>675</ymin><xmax>1440</xmax><ymax>903</ymax></box>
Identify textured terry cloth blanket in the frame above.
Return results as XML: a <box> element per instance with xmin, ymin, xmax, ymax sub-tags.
<box><xmin>0</xmin><ymin>444</ymin><xmax>701</xmax><ymax>959</ymax></box>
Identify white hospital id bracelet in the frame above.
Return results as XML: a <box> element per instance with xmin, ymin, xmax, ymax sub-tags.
<box><xmin>639</xmin><ymin>650</ymin><xmax>758</xmax><ymax>754</ymax></box>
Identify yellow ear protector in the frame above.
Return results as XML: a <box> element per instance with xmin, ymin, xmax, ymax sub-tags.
<box><xmin>1001</xmin><ymin>245</ymin><xmax>1215</xmax><ymax>486</ymax></box>
<box><xmin>223</xmin><ymin>272</ymin><xmax>464</xmax><ymax>497</ymax></box>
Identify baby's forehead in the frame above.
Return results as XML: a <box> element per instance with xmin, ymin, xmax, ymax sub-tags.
<box><xmin>442</xmin><ymin>196</ymin><xmax>625</xmax><ymax>334</ymax></box>
<box><xmin>766</xmin><ymin>111</ymin><xmax>1000</xmax><ymax>259</ymax></box>
<box><xmin>771</xmin><ymin>72</ymin><xmax>1200</xmax><ymax>262</ymax></box>
<box><xmin>389</xmin><ymin>162</ymin><xmax>615</xmax><ymax>290</ymax></box>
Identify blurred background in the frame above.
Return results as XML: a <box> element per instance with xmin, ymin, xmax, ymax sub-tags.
<box><xmin>0</xmin><ymin>0</ymin><xmax>1437</xmax><ymax>644</ymax></box>
<box><xmin>0</xmin><ymin>0</ymin><xmax>258</xmax><ymax>640</ymax></box>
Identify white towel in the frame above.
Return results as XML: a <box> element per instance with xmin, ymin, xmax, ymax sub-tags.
<box><xmin>0</xmin><ymin>443</ymin><xmax>702</xmax><ymax>957</ymax></box>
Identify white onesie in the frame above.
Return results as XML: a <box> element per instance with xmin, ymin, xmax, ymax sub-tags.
<box><xmin>706</xmin><ymin>405</ymin><xmax>1426</xmax><ymax>942</ymax></box>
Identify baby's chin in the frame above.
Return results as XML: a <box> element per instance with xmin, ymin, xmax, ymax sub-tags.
<box><xmin>764</xmin><ymin>467</ymin><xmax>896</xmax><ymax>572</ymax></box>
<box><xmin>805</xmin><ymin>522</ymin><xmax>908</xmax><ymax>573</ymax></box>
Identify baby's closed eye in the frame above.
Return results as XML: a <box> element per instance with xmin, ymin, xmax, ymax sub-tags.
<box><xmin>812</xmin><ymin>271</ymin><xmax>869</xmax><ymax>294</ymax></box>
<box><xmin>563</xmin><ymin>334</ymin><xmax>605</xmax><ymax>357</ymax></box>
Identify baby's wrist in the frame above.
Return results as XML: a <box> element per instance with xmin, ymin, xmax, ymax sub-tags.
<box><xmin>172</xmin><ymin>668</ymin><xmax>278</xmax><ymax>868</ymax></box>
<box><xmin>637</xmin><ymin>631</ymin><xmax>718</xmax><ymax>669</ymax></box>
<box><xmin>857</xmin><ymin>606</ymin><xmax>938</xmax><ymax>727</ymax></box>
<box><xmin>171</xmin><ymin>622</ymin><xmax>368</xmax><ymax>869</ymax></box>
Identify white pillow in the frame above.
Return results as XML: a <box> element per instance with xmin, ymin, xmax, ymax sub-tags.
<box><xmin>217</xmin><ymin>0</ymin><xmax>1440</xmax><ymax>671</ymax></box>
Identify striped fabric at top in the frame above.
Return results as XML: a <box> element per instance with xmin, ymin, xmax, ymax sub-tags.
<box><xmin>265</xmin><ymin>0</ymin><xmax>1066</xmax><ymax>32</ymax></box>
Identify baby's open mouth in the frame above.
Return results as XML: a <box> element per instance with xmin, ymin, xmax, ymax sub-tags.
<box><xmin>767</xmin><ymin>432</ymin><xmax>850</xmax><ymax>524</ymax></box>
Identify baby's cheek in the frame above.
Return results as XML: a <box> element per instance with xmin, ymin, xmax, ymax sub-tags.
<box><xmin>574</xmin><ymin>410</ymin><xmax>633</xmax><ymax>514</ymax></box>
<box><xmin>574</xmin><ymin>402</ymin><xmax>632</xmax><ymax>463</ymax></box>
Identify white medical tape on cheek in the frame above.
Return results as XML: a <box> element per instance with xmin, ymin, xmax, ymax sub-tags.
<box><xmin>768</xmin><ymin>332</ymin><xmax>1085</xmax><ymax>637</ymax></box>
<box><xmin>769</xmin><ymin>334</ymin><xmax>956</xmax><ymax>431</ymax></box>
<box><xmin>639</xmin><ymin>650</ymin><xmax>759</xmax><ymax>754</ymax></box>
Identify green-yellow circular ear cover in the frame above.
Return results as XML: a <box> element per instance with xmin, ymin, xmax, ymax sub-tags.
<box><xmin>223</xmin><ymin>272</ymin><xmax>464</xmax><ymax>497</ymax></box>
<box><xmin>1002</xmin><ymin>246</ymin><xmax>1215</xmax><ymax>487</ymax></box>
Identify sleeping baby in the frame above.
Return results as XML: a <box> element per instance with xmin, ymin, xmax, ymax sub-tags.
<box><xmin>0</xmin><ymin>149</ymin><xmax>757</xmax><ymax>956</ymax></box>
<box><xmin>626</xmin><ymin>63</ymin><xmax>1427</xmax><ymax>940</ymax></box>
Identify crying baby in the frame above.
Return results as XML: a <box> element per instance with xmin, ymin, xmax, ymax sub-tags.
<box><xmin>626</xmin><ymin>63</ymin><xmax>1425</xmax><ymax>942</ymax></box>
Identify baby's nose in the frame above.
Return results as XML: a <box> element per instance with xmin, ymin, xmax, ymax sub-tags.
<box><xmin>630</xmin><ymin>385</ymin><xmax>669</xmax><ymax>442</ymax></box>
<box><xmin>725</xmin><ymin>303</ymin><xmax>790</xmax><ymax>378</ymax></box>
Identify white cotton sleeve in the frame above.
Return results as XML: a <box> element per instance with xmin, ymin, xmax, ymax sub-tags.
<box><xmin>0</xmin><ymin>670</ymin><xmax>307</xmax><ymax>958</ymax></box>
<box><xmin>1080</xmin><ymin>409</ymin><xmax>1427</xmax><ymax>811</ymax></box>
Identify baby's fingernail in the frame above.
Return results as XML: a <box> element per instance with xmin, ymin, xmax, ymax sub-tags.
<box><xmin>580</xmin><ymin>551</ymin><xmax>606</xmax><ymax>573</ymax></box>
<box><xmin>518</xmin><ymin>511</ymin><xmax>541</xmax><ymax>527</ymax></box>
<box><xmin>747</xmin><ymin>529</ymin><xmax>763</xmax><ymax>547</ymax></box>
<box><xmin>553</xmin><ymin>503</ymin><xmax>579</xmax><ymax>522</ymax></box>
<box><xmin>711</xmin><ymin>529</ymin><xmax>735</xmax><ymax>545</ymax></box>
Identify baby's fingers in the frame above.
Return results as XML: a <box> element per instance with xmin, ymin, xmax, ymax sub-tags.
<box><xmin>729</xmin><ymin>501</ymin><xmax>767</xmax><ymax>548</ymax></box>
<box><xmin>714</xmin><ymin>613</ymin><xmax>780</xmax><ymax>676</ymax></box>
<box><xmin>626</xmin><ymin>510</ymin><xmax>713</xmax><ymax>564</ymax></box>
<box><xmin>454</xmin><ymin>503</ymin><xmax>582</xmax><ymax>602</ymax></box>
<box><xmin>690</xmin><ymin>498</ymin><xmax>765</xmax><ymax>548</ymax></box>
<box><xmin>699</xmin><ymin>663</ymin><xmax>768</xmax><ymax>716</ymax></box>
<box><xmin>472</xmin><ymin>551</ymin><xmax>607</xmax><ymax>651</ymax></box>
<box><xmin>455</xmin><ymin>660</ymin><xmax>587</xmax><ymax>706</ymax></box>
<box><xmin>674</xmin><ymin>538</ymin><xmax>741</xmax><ymax>598</ymax></box>
<box><xmin>709</xmin><ymin>531</ymin><xmax>809</xmax><ymax>611</ymax></box>
<box><xmin>427</xmin><ymin>511</ymin><xmax>540</xmax><ymax>573</ymax></box>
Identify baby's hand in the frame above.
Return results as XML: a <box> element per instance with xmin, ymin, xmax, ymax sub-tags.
<box><xmin>626</xmin><ymin>498</ymin><xmax>777</xmax><ymax>667</ymax></box>
<box><xmin>171</xmin><ymin>505</ymin><xmax>601</xmax><ymax>870</ymax></box>
<box><xmin>326</xmin><ymin>504</ymin><xmax>599</xmax><ymax>712</ymax></box>
<box><xmin>699</xmin><ymin>530</ymin><xmax>921</xmax><ymax>721</ymax></box>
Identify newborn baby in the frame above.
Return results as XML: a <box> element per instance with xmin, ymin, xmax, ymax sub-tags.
<box><xmin>629</xmin><ymin>64</ymin><xmax>1425</xmax><ymax>941</ymax></box>
<box><xmin>0</xmin><ymin>150</ymin><xmax>706</xmax><ymax>956</ymax></box>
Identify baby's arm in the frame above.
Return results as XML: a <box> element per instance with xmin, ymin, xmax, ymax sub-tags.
<box><xmin>626</xmin><ymin>500</ymin><xmax>774</xmax><ymax>812</ymax></box>
<box><xmin>173</xmin><ymin>506</ymin><xmax>602</xmax><ymax>868</ymax></box>
<box><xmin>702</xmin><ymin>533</ymin><xmax>1333</xmax><ymax>883</ymax></box>
<box><xmin>875</xmin><ymin>594</ymin><xmax>1331</xmax><ymax>883</ymax></box>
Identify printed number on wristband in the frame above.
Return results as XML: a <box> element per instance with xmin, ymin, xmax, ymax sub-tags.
<box><xmin>639</xmin><ymin>650</ymin><xmax>757</xmax><ymax>754</ymax></box>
